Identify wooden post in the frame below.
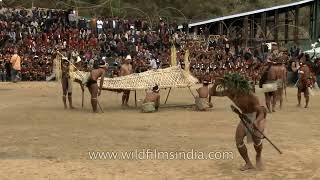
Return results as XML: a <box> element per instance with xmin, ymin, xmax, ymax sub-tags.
<box><xmin>294</xmin><ymin>6</ymin><xmax>300</xmax><ymax>44</ymax></box>
<box><xmin>243</xmin><ymin>16</ymin><xmax>249</xmax><ymax>48</ymax></box>
<box><xmin>82</xmin><ymin>90</ymin><xmax>84</xmax><ymax>109</ymax></box>
<box><xmin>310</xmin><ymin>3</ymin><xmax>314</xmax><ymax>41</ymax></box>
<box><xmin>188</xmin><ymin>87</ymin><xmax>196</xmax><ymax>98</ymax></box>
<box><xmin>285</xmin><ymin>11</ymin><xmax>289</xmax><ymax>44</ymax></box>
<box><xmin>261</xmin><ymin>12</ymin><xmax>267</xmax><ymax>40</ymax></box>
<box><xmin>310</xmin><ymin>0</ymin><xmax>320</xmax><ymax>41</ymax></box>
<box><xmin>219</xmin><ymin>22</ymin><xmax>223</xmax><ymax>35</ymax></box>
<box><xmin>164</xmin><ymin>88</ymin><xmax>172</xmax><ymax>104</ymax></box>
<box><xmin>274</xmin><ymin>10</ymin><xmax>279</xmax><ymax>43</ymax></box>
<box><xmin>97</xmin><ymin>100</ymin><xmax>104</xmax><ymax>113</ymax></box>
<box><xmin>134</xmin><ymin>90</ymin><xmax>137</xmax><ymax>107</ymax></box>
<box><xmin>250</xmin><ymin>15</ymin><xmax>255</xmax><ymax>46</ymax></box>
<box><xmin>315</xmin><ymin>0</ymin><xmax>320</xmax><ymax>41</ymax></box>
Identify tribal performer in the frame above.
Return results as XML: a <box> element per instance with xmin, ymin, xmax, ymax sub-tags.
<box><xmin>259</xmin><ymin>51</ymin><xmax>285</xmax><ymax>113</ymax></box>
<box><xmin>120</xmin><ymin>55</ymin><xmax>133</xmax><ymax>107</ymax></box>
<box><xmin>141</xmin><ymin>85</ymin><xmax>160</xmax><ymax>113</ymax></box>
<box><xmin>61</xmin><ymin>57</ymin><xmax>74</xmax><ymax>109</ymax></box>
<box><xmin>209</xmin><ymin>73</ymin><xmax>267</xmax><ymax>171</ymax></box>
<box><xmin>195</xmin><ymin>78</ymin><xmax>212</xmax><ymax>111</ymax></box>
<box><xmin>86</xmin><ymin>59</ymin><xmax>107</xmax><ymax>113</ymax></box>
<box><xmin>297</xmin><ymin>53</ymin><xmax>312</xmax><ymax>108</ymax></box>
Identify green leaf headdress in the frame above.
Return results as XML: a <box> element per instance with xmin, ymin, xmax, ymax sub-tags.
<box><xmin>219</xmin><ymin>73</ymin><xmax>252</xmax><ymax>94</ymax></box>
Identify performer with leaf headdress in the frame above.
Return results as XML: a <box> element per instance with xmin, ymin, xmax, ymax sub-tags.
<box><xmin>209</xmin><ymin>73</ymin><xmax>267</xmax><ymax>171</ymax></box>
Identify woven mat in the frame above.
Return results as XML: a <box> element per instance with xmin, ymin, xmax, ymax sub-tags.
<box><xmin>72</xmin><ymin>66</ymin><xmax>198</xmax><ymax>90</ymax></box>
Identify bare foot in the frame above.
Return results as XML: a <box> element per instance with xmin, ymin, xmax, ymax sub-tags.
<box><xmin>304</xmin><ymin>105</ymin><xmax>308</xmax><ymax>108</ymax></box>
<box><xmin>122</xmin><ymin>104</ymin><xmax>130</xmax><ymax>108</ymax></box>
<box><xmin>297</xmin><ymin>104</ymin><xmax>301</xmax><ymax>107</ymax></box>
<box><xmin>272</xmin><ymin>109</ymin><xmax>276</xmax><ymax>112</ymax></box>
<box><xmin>69</xmin><ymin>106</ymin><xmax>75</xmax><ymax>109</ymax></box>
<box><xmin>256</xmin><ymin>156</ymin><xmax>264</xmax><ymax>170</ymax></box>
<box><xmin>240</xmin><ymin>163</ymin><xmax>254</xmax><ymax>171</ymax></box>
<box><xmin>209</xmin><ymin>102</ymin><xmax>213</xmax><ymax>108</ymax></box>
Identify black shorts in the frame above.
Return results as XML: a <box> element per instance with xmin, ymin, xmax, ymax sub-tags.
<box><xmin>86</xmin><ymin>79</ymin><xmax>97</xmax><ymax>87</ymax></box>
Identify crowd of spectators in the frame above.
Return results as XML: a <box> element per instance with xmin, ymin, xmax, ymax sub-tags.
<box><xmin>0</xmin><ymin>7</ymin><xmax>184</xmax><ymax>81</ymax></box>
<box><xmin>1</xmin><ymin>7</ymin><xmax>320</xmax><ymax>86</ymax></box>
<box><xmin>0</xmin><ymin>7</ymin><xmax>70</xmax><ymax>81</ymax></box>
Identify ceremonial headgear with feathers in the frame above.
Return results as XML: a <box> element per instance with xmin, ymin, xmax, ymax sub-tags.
<box><xmin>217</xmin><ymin>73</ymin><xmax>252</xmax><ymax>94</ymax></box>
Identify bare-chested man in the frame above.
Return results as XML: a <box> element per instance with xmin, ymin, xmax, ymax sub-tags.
<box><xmin>297</xmin><ymin>53</ymin><xmax>311</xmax><ymax>108</ymax></box>
<box><xmin>209</xmin><ymin>73</ymin><xmax>267</xmax><ymax>171</ymax></box>
<box><xmin>120</xmin><ymin>55</ymin><xmax>133</xmax><ymax>107</ymax></box>
<box><xmin>195</xmin><ymin>79</ymin><xmax>212</xmax><ymax>111</ymax></box>
<box><xmin>86</xmin><ymin>60</ymin><xmax>107</xmax><ymax>113</ymax></box>
<box><xmin>276</xmin><ymin>49</ymin><xmax>288</xmax><ymax>110</ymax></box>
<box><xmin>61</xmin><ymin>57</ymin><xmax>74</xmax><ymax>109</ymax></box>
<box><xmin>142</xmin><ymin>85</ymin><xmax>160</xmax><ymax>113</ymax></box>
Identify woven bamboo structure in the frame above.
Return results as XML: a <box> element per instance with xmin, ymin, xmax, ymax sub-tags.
<box><xmin>72</xmin><ymin>66</ymin><xmax>198</xmax><ymax>91</ymax></box>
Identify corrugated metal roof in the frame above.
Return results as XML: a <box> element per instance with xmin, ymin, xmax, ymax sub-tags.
<box><xmin>188</xmin><ymin>0</ymin><xmax>314</xmax><ymax>28</ymax></box>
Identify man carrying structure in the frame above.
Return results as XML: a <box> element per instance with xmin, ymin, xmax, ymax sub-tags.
<box><xmin>86</xmin><ymin>59</ymin><xmax>107</xmax><ymax>113</ymax></box>
<box><xmin>61</xmin><ymin>57</ymin><xmax>74</xmax><ymax>109</ymax></box>
<box><xmin>120</xmin><ymin>55</ymin><xmax>133</xmax><ymax>107</ymax></box>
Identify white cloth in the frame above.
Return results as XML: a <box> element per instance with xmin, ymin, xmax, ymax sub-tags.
<box><xmin>112</xmin><ymin>20</ymin><xmax>116</xmax><ymax>29</ymax></box>
<box><xmin>30</xmin><ymin>21</ymin><xmax>38</xmax><ymax>28</ymax></box>
<box><xmin>141</xmin><ymin>102</ymin><xmax>156</xmax><ymax>113</ymax></box>
<box><xmin>262</xmin><ymin>81</ymin><xmax>278</xmax><ymax>92</ymax></box>
<box><xmin>97</xmin><ymin>20</ymin><xmax>103</xmax><ymax>29</ymax></box>
<box><xmin>150</xmin><ymin>59</ymin><xmax>157</xmax><ymax>69</ymax></box>
<box><xmin>244</xmin><ymin>112</ymin><xmax>256</xmax><ymax>144</ymax></box>
<box><xmin>195</xmin><ymin>97</ymin><xmax>209</xmax><ymax>111</ymax></box>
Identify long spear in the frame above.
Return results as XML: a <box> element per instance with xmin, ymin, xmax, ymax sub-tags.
<box><xmin>230</xmin><ymin>105</ymin><xmax>282</xmax><ymax>154</ymax></box>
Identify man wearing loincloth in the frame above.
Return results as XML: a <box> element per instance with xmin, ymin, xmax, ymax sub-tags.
<box><xmin>259</xmin><ymin>52</ymin><xmax>280</xmax><ymax>113</ymax></box>
<box><xmin>87</xmin><ymin>59</ymin><xmax>107</xmax><ymax>113</ymax></box>
<box><xmin>120</xmin><ymin>55</ymin><xmax>133</xmax><ymax>107</ymax></box>
<box><xmin>141</xmin><ymin>85</ymin><xmax>160</xmax><ymax>113</ymax></box>
<box><xmin>61</xmin><ymin>57</ymin><xmax>75</xmax><ymax>109</ymax></box>
<box><xmin>209</xmin><ymin>73</ymin><xmax>267</xmax><ymax>171</ymax></box>
<box><xmin>195</xmin><ymin>78</ymin><xmax>212</xmax><ymax>111</ymax></box>
<box><xmin>297</xmin><ymin>54</ymin><xmax>311</xmax><ymax>108</ymax></box>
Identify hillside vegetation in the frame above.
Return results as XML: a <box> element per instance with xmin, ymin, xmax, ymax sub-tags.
<box><xmin>3</xmin><ymin>0</ymin><xmax>301</xmax><ymax>22</ymax></box>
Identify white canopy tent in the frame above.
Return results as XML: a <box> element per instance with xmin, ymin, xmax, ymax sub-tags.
<box><xmin>304</xmin><ymin>47</ymin><xmax>320</xmax><ymax>59</ymax></box>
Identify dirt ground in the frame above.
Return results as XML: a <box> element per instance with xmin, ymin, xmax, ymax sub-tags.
<box><xmin>1</xmin><ymin>82</ymin><xmax>320</xmax><ymax>180</ymax></box>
